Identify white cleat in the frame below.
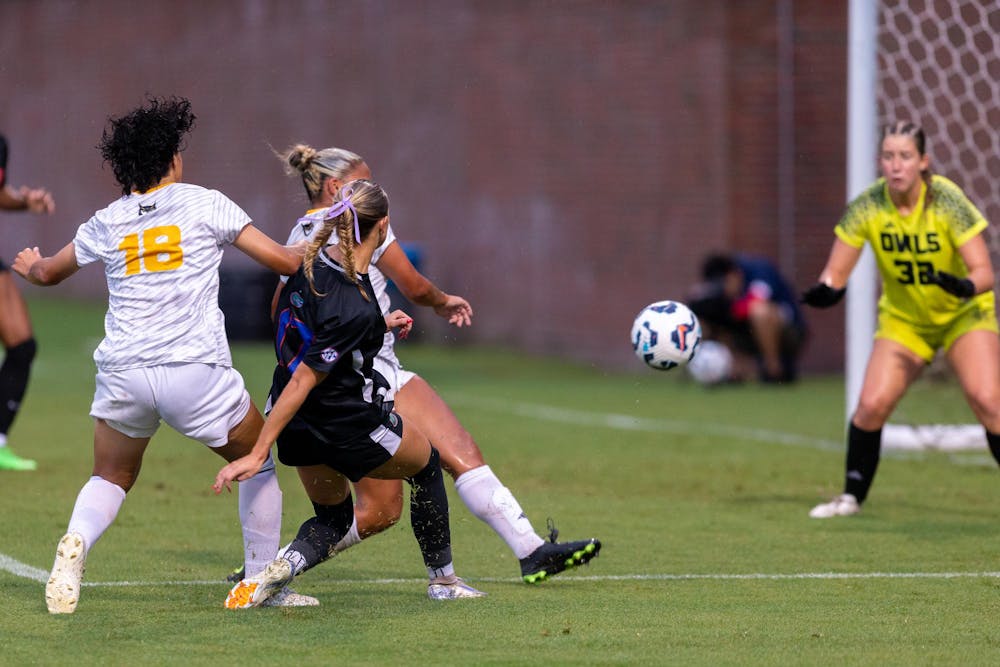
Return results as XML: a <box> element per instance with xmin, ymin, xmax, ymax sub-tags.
<box><xmin>809</xmin><ymin>493</ymin><xmax>860</xmax><ymax>519</ymax></box>
<box><xmin>46</xmin><ymin>532</ymin><xmax>87</xmax><ymax>614</ymax></box>
<box><xmin>427</xmin><ymin>577</ymin><xmax>487</xmax><ymax>600</ymax></box>
<box><xmin>260</xmin><ymin>587</ymin><xmax>319</xmax><ymax>607</ymax></box>
<box><xmin>224</xmin><ymin>558</ymin><xmax>293</xmax><ymax>609</ymax></box>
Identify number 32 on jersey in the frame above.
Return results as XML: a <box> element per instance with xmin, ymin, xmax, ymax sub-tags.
<box><xmin>117</xmin><ymin>225</ymin><xmax>183</xmax><ymax>275</ymax></box>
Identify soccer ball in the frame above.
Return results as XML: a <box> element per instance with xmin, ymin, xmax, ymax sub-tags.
<box><xmin>630</xmin><ymin>300</ymin><xmax>702</xmax><ymax>370</ymax></box>
<box><xmin>686</xmin><ymin>339</ymin><xmax>733</xmax><ymax>385</ymax></box>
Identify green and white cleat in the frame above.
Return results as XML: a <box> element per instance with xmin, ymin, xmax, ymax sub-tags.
<box><xmin>225</xmin><ymin>564</ymin><xmax>245</xmax><ymax>583</ymax></box>
<box><xmin>520</xmin><ymin>538</ymin><xmax>601</xmax><ymax>584</ymax></box>
<box><xmin>0</xmin><ymin>446</ymin><xmax>37</xmax><ymax>471</ymax></box>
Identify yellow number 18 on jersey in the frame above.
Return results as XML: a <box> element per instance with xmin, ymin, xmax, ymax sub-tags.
<box><xmin>117</xmin><ymin>225</ymin><xmax>184</xmax><ymax>275</ymax></box>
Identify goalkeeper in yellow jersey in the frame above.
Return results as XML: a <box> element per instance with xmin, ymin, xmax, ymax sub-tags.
<box><xmin>802</xmin><ymin>121</ymin><xmax>1000</xmax><ymax>518</ymax></box>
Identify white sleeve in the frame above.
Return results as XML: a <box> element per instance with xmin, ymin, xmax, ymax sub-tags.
<box><xmin>371</xmin><ymin>223</ymin><xmax>397</xmax><ymax>264</ymax></box>
<box><xmin>285</xmin><ymin>222</ymin><xmax>308</xmax><ymax>245</ymax></box>
<box><xmin>72</xmin><ymin>216</ymin><xmax>104</xmax><ymax>266</ymax></box>
<box><xmin>211</xmin><ymin>190</ymin><xmax>252</xmax><ymax>244</ymax></box>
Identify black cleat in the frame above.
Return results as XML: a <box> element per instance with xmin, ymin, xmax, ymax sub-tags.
<box><xmin>520</xmin><ymin>519</ymin><xmax>601</xmax><ymax>584</ymax></box>
<box><xmin>226</xmin><ymin>565</ymin><xmax>246</xmax><ymax>583</ymax></box>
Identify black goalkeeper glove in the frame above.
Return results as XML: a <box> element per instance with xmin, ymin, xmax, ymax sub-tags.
<box><xmin>928</xmin><ymin>270</ymin><xmax>975</xmax><ymax>298</ymax></box>
<box><xmin>801</xmin><ymin>283</ymin><xmax>846</xmax><ymax>308</ymax></box>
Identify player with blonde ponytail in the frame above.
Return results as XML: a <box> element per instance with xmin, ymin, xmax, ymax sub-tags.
<box><xmin>218</xmin><ymin>180</ymin><xmax>487</xmax><ymax>606</ymax></box>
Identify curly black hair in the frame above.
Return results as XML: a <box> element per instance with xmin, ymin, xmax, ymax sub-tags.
<box><xmin>98</xmin><ymin>96</ymin><xmax>196</xmax><ymax>195</ymax></box>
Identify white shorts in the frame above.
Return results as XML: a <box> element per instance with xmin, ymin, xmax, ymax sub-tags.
<box><xmin>372</xmin><ymin>334</ymin><xmax>415</xmax><ymax>402</ymax></box>
<box><xmin>90</xmin><ymin>363</ymin><xmax>252</xmax><ymax>447</ymax></box>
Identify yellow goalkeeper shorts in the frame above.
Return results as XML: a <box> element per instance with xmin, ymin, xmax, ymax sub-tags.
<box><xmin>875</xmin><ymin>300</ymin><xmax>998</xmax><ymax>362</ymax></box>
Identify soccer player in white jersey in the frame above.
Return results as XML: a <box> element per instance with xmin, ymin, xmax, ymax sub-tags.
<box><xmin>12</xmin><ymin>97</ymin><xmax>306</xmax><ymax>613</ymax></box>
<box><xmin>231</xmin><ymin>144</ymin><xmax>599</xmax><ymax>584</ymax></box>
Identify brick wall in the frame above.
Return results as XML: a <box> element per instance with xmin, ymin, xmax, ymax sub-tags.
<box><xmin>0</xmin><ymin>0</ymin><xmax>848</xmax><ymax>372</ymax></box>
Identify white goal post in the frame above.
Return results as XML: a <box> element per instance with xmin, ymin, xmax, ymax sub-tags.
<box><xmin>847</xmin><ymin>0</ymin><xmax>1000</xmax><ymax>451</ymax></box>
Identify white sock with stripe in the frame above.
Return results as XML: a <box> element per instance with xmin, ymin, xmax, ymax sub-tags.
<box><xmin>454</xmin><ymin>465</ymin><xmax>544</xmax><ymax>559</ymax></box>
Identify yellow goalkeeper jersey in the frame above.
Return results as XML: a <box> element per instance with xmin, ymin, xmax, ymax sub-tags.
<box><xmin>835</xmin><ymin>174</ymin><xmax>992</xmax><ymax>328</ymax></box>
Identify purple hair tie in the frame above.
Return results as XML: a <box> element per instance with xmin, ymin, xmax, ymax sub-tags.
<box><xmin>323</xmin><ymin>187</ymin><xmax>360</xmax><ymax>243</ymax></box>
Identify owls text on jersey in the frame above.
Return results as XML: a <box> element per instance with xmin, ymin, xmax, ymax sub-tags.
<box><xmin>834</xmin><ymin>174</ymin><xmax>991</xmax><ymax>327</ymax></box>
<box><xmin>73</xmin><ymin>182</ymin><xmax>250</xmax><ymax>370</ymax></box>
<box><xmin>270</xmin><ymin>250</ymin><xmax>392</xmax><ymax>443</ymax></box>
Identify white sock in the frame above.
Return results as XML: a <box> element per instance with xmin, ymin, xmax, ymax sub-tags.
<box><xmin>332</xmin><ymin>517</ymin><xmax>362</xmax><ymax>553</ymax></box>
<box><xmin>238</xmin><ymin>454</ymin><xmax>282</xmax><ymax>578</ymax></box>
<box><xmin>281</xmin><ymin>548</ymin><xmax>309</xmax><ymax>577</ymax></box>
<box><xmin>454</xmin><ymin>465</ymin><xmax>544</xmax><ymax>559</ymax></box>
<box><xmin>0</xmin><ymin>433</ymin><xmax>7</xmax><ymax>447</ymax></box>
<box><xmin>428</xmin><ymin>562</ymin><xmax>456</xmax><ymax>582</ymax></box>
<box><xmin>67</xmin><ymin>476</ymin><xmax>126</xmax><ymax>551</ymax></box>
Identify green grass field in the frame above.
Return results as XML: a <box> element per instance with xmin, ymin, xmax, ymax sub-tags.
<box><xmin>4</xmin><ymin>297</ymin><xmax>1000</xmax><ymax>666</ymax></box>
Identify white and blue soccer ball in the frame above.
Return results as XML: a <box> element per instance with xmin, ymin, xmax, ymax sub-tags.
<box><xmin>630</xmin><ymin>300</ymin><xmax>702</xmax><ymax>370</ymax></box>
<box><xmin>686</xmin><ymin>339</ymin><xmax>733</xmax><ymax>385</ymax></box>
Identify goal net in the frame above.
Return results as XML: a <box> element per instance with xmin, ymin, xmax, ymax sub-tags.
<box><xmin>875</xmin><ymin>0</ymin><xmax>1000</xmax><ymax>451</ymax></box>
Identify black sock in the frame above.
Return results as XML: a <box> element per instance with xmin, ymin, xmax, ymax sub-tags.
<box><xmin>985</xmin><ymin>430</ymin><xmax>1000</xmax><ymax>467</ymax></box>
<box><xmin>407</xmin><ymin>447</ymin><xmax>452</xmax><ymax>573</ymax></box>
<box><xmin>0</xmin><ymin>339</ymin><xmax>36</xmax><ymax>435</ymax></box>
<box><xmin>283</xmin><ymin>495</ymin><xmax>354</xmax><ymax>576</ymax></box>
<box><xmin>844</xmin><ymin>423</ymin><xmax>881</xmax><ymax>504</ymax></box>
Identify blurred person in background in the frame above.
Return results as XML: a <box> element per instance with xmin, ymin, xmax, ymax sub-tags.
<box><xmin>0</xmin><ymin>133</ymin><xmax>55</xmax><ymax>471</ymax></box>
<box><xmin>802</xmin><ymin>121</ymin><xmax>1000</xmax><ymax>519</ymax></box>
<box><xmin>688</xmin><ymin>252</ymin><xmax>807</xmax><ymax>384</ymax></box>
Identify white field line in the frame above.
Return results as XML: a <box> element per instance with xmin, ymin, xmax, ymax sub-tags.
<box><xmin>4</xmin><ymin>400</ymin><xmax>986</xmax><ymax>588</ymax></box>
<box><xmin>447</xmin><ymin>396</ymin><xmax>842</xmax><ymax>452</ymax></box>
<box><xmin>447</xmin><ymin>396</ymin><xmax>992</xmax><ymax>461</ymax></box>
<box><xmin>0</xmin><ymin>554</ymin><xmax>49</xmax><ymax>582</ymax></box>
<box><xmin>3</xmin><ymin>551</ymin><xmax>1000</xmax><ymax>587</ymax></box>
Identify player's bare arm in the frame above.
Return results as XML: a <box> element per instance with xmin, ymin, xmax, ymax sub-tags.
<box><xmin>13</xmin><ymin>242</ymin><xmax>79</xmax><ymax>286</ymax></box>
<box><xmin>213</xmin><ymin>362</ymin><xmax>325</xmax><ymax>493</ymax></box>
<box><xmin>377</xmin><ymin>241</ymin><xmax>472</xmax><ymax>327</ymax></box>
<box><xmin>955</xmin><ymin>234</ymin><xmax>993</xmax><ymax>294</ymax></box>
<box><xmin>385</xmin><ymin>309</ymin><xmax>413</xmax><ymax>340</ymax></box>
<box><xmin>818</xmin><ymin>239</ymin><xmax>863</xmax><ymax>289</ymax></box>
<box><xmin>0</xmin><ymin>184</ymin><xmax>55</xmax><ymax>213</ymax></box>
<box><xmin>232</xmin><ymin>224</ymin><xmax>304</xmax><ymax>276</ymax></box>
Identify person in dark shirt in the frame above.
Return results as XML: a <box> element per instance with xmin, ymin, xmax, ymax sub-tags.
<box><xmin>215</xmin><ymin>179</ymin><xmax>486</xmax><ymax>607</ymax></box>
<box><xmin>688</xmin><ymin>252</ymin><xmax>807</xmax><ymax>383</ymax></box>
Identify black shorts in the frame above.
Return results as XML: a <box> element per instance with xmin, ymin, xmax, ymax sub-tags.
<box><xmin>0</xmin><ymin>257</ymin><xmax>7</xmax><ymax>272</ymax></box>
<box><xmin>276</xmin><ymin>411</ymin><xmax>404</xmax><ymax>482</ymax></box>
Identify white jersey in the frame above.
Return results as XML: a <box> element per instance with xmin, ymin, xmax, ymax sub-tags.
<box><xmin>73</xmin><ymin>182</ymin><xmax>250</xmax><ymax>371</ymax></box>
